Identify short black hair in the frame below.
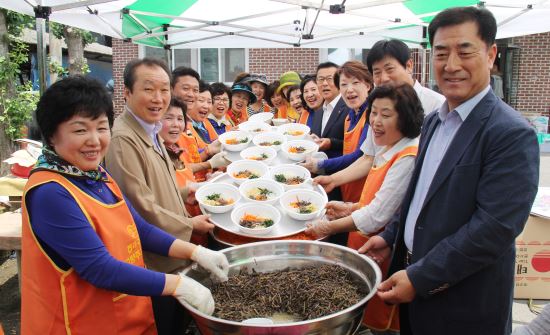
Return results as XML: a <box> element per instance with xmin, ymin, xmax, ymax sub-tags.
<box><xmin>366</xmin><ymin>84</ymin><xmax>424</xmax><ymax>139</ymax></box>
<box><xmin>428</xmin><ymin>6</ymin><xmax>496</xmax><ymax>47</ymax></box>
<box><xmin>169</xmin><ymin>97</ymin><xmax>188</xmax><ymax>124</ymax></box>
<box><xmin>36</xmin><ymin>76</ymin><xmax>113</xmax><ymax>146</ymax></box>
<box><xmin>199</xmin><ymin>80</ymin><xmax>213</xmax><ymax>97</ymax></box>
<box><xmin>171</xmin><ymin>66</ymin><xmax>200</xmax><ymax>88</ymax></box>
<box><xmin>316</xmin><ymin>61</ymin><xmax>340</xmax><ymax>88</ymax></box>
<box><xmin>300</xmin><ymin>74</ymin><xmax>317</xmax><ymax>108</ymax></box>
<box><xmin>124</xmin><ymin>57</ymin><xmax>171</xmax><ymax>92</ymax></box>
<box><xmin>366</xmin><ymin>39</ymin><xmax>410</xmax><ymax>74</ymax></box>
<box><xmin>211</xmin><ymin>82</ymin><xmax>232</xmax><ymax>105</ymax></box>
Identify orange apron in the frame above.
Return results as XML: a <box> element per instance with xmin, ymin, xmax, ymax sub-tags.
<box><xmin>177</xmin><ymin>126</ymin><xmax>211</xmax><ymax>182</ymax></box>
<box><xmin>275</xmin><ymin>104</ymin><xmax>288</xmax><ymax>119</ymax></box>
<box><xmin>173</xmin><ymin>166</ymin><xmax>208</xmax><ymax>246</ymax></box>
<box><xmin>21</xmin><ymin>170</ymin><xmax>157</xmax><ymax>335</ymax></box>
<box><xmin>297</xmin><ymin>109</ymin><xmax>310</xmax><ymax>125</ymax></box>
<box><xmin>340</xmin><ymin>109</ymin><xmax>368</xmax><ymax>203</ymax></box>
<box><xmin>347</xmin><ymin>145</ymin><xmax>418</xmax><ymax>332</ymax></box>
<box><xmin>227</xmin><ymin>108</ymin><xmax>249</xmax><ymax>126</ymax></box>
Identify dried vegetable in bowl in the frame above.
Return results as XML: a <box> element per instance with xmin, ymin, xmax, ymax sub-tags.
<box><xmin>239</xmin><ymin>213</ymin><xmax>274</xmax><ymax>229</ymax></box>
<box><xmin>204</xmin><ymin>193</ymin><xmax>234</xmax><ymax>206</ymax></box>
<box><xmin>288</xmin><ymin>146</ymin><xmax>306</xmax><ymax>154</ymax></box>
<box><xmin>226</xmin><ymin>137</ymin><xmax>248</xmax><ymax>145</ymax></box>
<box><xmin>290</xmin><ymin>197</ymin><xmax>316</xmax><ymax>214</ymax></box>
<box><xmin>274</xmin><ymin>174</ymin><xmax>305</xmax><ymax>185</ymax></box>
<box><xmin>210</xmin><ymin>264</ymin><xmax>369</xmax><ymax>322</ymax></box>
<box><xmin>247</xmin><ymin>187</ymin><xmax>274</xmax><ymax>201</ymax></box>
<box><xmin>233</xmin><ymin>170</ymin><xmax>259</xmax><ymax>179</ymax></box>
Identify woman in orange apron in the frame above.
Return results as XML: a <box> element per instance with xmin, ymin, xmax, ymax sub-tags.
<box><xmin>245</xmin><ymin>74</ymin><xmax>275</xmax><ymax>117</ymax></box>
<box><xmin>161</xmin><ymin>99</ymin><xmax>212</xmax><ymax>246</ymax></box>
<box><xmin>226</xmin><ymin>82</ymin><xmax>256</xmax><ymax>126</ymax></box>
<box><xmin>208</xmin><ymin>83</ymin><xmax>234</xmax><ymax>136</ymax></box>
<box><xmin>301</xmin><ymin>61</ymin><xmax>373</xmax><ymax>203</ymax></box>
<box><xmin>22</xmin><ymin>76</ymin><xmax>229</xmax><ymax>334</ymax></box>
<box><xmin>305</xmin><ymin>84</ymin><xmax>425</xmax><ymax>332</ymax></box>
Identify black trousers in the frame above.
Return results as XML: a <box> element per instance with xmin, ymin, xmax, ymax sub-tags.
<box><xmin>151</xmin><ymin>295</ymin><xmax>192</xmax><ymax>335</ymax></box>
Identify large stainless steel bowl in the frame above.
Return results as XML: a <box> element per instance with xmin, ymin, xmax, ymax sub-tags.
<box><xmin>180</xmin><ymin>240</ymin><xmax>382</xmax><ymax>335</ymax></box>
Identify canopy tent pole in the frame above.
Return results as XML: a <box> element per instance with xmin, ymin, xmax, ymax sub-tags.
<box><xmin>34</xmin><ymin>4</ymin><xmax>50</xmax><ymax>95</ymax></box>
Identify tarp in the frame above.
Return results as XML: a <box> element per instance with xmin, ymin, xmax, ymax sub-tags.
<box><xmin>2</xmin><ymin>0</ymin><xmax>550</xmax><ymax>49</ymax></box>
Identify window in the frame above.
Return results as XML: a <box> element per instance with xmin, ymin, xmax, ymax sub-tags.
<box><xmin>174</xmin><ymin>49</ymin><xmax>192</xmax><ymax>68</ymax></box>
<box><xmin>143</xmin><ymin>46</ymin><xmax>169</xmax><ymax>64</ymax></box>
<box><xmin>141</xmin><ymin>46</ymin><xmax>247</xmax><ymax>83</ymax></box>
<box><xmin>222</xmin><ymin>48</ymin><xmax>246</xmax><ymax>82</ymax></box>
<box><xmin>200</xmin><ymin>48</ymin><xmax>219</xmax><ymax>82</ymax></box>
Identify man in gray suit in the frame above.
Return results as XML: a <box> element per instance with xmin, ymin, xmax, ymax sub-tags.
<box><xmin>362</xmin><ymin>7</ymin><xmax>539</xmax><ymax>335</ymax></box>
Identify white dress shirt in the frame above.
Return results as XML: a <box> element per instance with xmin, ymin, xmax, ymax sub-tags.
<box><xmin>351</xmin><ymin>136</ymin><xmax>418</xmax><ymax>234</ymax></box>
<box><xmin>321</xmin><ymin>94</ymin><xmax>341</xmax><ymax>134</ymax></box>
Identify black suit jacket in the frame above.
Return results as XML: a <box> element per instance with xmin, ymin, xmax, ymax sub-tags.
<box><xmin>310</xmin><ymin>97</ymin><xmax>348</xmax><ymax>158</ymax></box>
<box><xmin>380</xmin><ymin>90</ymin><xmax>539</xmax><ymax>335</ymax></box>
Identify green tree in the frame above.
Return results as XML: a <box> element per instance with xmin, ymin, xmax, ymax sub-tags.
<box><xmin>0</xmin><ymin>9</ymin><xmax>37</xmax><ymax>176</ymax></box>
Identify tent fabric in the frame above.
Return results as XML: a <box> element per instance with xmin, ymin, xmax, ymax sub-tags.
<box><xmin>1</xmin><ymin>0</ymin><xmax>550</xmax><ymax>48</ymax></box>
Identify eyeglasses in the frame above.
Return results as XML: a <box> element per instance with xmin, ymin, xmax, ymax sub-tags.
<box><xmin>213</xmin><ymin>97</ymin><xmax>230</xmax><ymax>103</ymax></box>
<box><xmin>316</xmin><ymin>76</ymin><xmax>334</xmax><ymax>84</ymax></box>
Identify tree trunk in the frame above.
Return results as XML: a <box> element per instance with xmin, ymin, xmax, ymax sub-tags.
<box><xmin>64</xmin><ymin>26</ymin><xmax>85</xmax><ymax>76</ymax></box>
<box><xmin>48</xmin><ymin>28</ymin><xmax>63</xmax><ymax>83</ymax></box>
<box><xmin>0</xmin><ymin>9</ymin><xmax>16</xmax><ymax>176</ymax></box>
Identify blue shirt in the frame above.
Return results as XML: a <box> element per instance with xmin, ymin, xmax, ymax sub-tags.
<box><xmin>207</xmin><ymin>118</ymin><xmax>229</xmax><ymax>136</ymax></box>
<box><xmin>404</xmin><ymin>86</ymin><xmax>491</xmax><ymax>251</ymax></box>
<box><xmin>320</xmin><ymin>102</ymin><xmax>369</xmax><ymax>173</ymax></box>
<box><xmin>306</xmin><ymin>107</ymin><xmax>315</xmax><ymax>128</ymax></box>
<box><xmin>27</xmin><ymin>173</ymin><xmax>175</xmax><ymax>296</ymax></box>
<box><xmin>192</xmin><ymin>120</ymin><xmax>212</xmax><ymax>144</ymax></box>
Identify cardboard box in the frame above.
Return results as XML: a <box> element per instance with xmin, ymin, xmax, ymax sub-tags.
<box><xmin>514</xmin><ymin>215</ymin><xmax>550</xmax><ymax>299</ymax></box>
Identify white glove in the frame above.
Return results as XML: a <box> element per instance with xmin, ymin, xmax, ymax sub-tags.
<box><xmin>191</xmin><ymin>245</ymin><xmax>229</xmax><ymax>282</ymax></box>
<box><xmin>208</xmin><ymin>151</ymin><xmax>230</xmax><ymax>169</ymax></box>
<box><xmin>173</xmin><ymin>274</ymin><xmax>215</xmax><ymax>315</ymax></box>
<box><xmin>301</xmin><ymin>156</ymin><xmax>324</xmax><ymax>174</ymax></box>
<box><xmin>207</xmin><ymin>140</ymin><xmax>222</xmax><ymax>156</ymax></box>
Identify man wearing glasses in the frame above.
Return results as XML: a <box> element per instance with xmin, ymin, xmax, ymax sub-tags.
<box><xmin>311</xmin><ymin>62</ymin><xmax>348</xmax><ymax>159</ymax></box>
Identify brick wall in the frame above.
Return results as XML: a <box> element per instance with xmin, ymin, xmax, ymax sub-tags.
<box><xmin>248</xmin><ymin>48</ymin><xmax>320</xmax><ymax>81</ymax></box>
<box><xmin>510</xmin><ymin>32</ymin><xmax>550</xmax><ymax>121</ymax></box>
<box><xmin>112</xmin><ymin>38</ymin><xmax>139</xmax><ymax>116</ymax></box>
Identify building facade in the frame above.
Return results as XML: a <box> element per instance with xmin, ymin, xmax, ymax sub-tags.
<box><xmin>111</xmin><ymin>33</ymin><xmax>550</xmax><ymax>130</ymax></box>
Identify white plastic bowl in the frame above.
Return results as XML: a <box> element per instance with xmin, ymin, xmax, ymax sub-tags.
<box><xmin>272</xmin><ymin>118</ymin><xmax>289</xmax><ymax>126</ymax></box>
<box><xmin>269</xmin><ymin>164</ymin><xmax>312</xmax><ymax>190</ymax></box>
<box><xmin>248</xmin><ymin>112</ymin><xmax>274</xmax><ymax>124</ymax></box>
<box><xmin>226</xmin><ymin>160</ymin><xmax>270</xmax><ymax>185</ymax></box>
<box><xmin>252</xmin><ymin>131</ymin><xmax>287</xmax><ymax>151</ymax></box>
<box><xmin>238</xmin><ymin>121</ymin><xmax>271</xmax><ymax>137</ymax></box>
<box><xmin>218</xmin><ymin>130</ymin><xmax>252</xmax><ymax>152</ymax></box>
<box><xmin>281</xmin><ymin>140</ymin><xmax>319</xmax><ymax>162</ymax></box>
<box><xmin>196</xmin><ymin>183</ymin><xmax>240</xmax><ymax>214</ymax></box>
<box><xmin>231</xmin><ymin>203</ymin><xmax>281</xmax><ymax>236</ymax></box>
<box><xmin>277</xmin><ymin>123</ymin><xmax>310</xmax><ymax>141</ymax></box>
<box><xmin>239</xmin><ymin>178</ymin><xmax>285</xmax><ymax>205</ymax></box>
<box><xmin>279</xmin><ymin>188</ymin><xmax>327</xmax><ymax>221</ymax></box>
<box><xmin>240</xmin><ymin>146</ymin><xmax>277</xmax><ymax>165</ymax></box>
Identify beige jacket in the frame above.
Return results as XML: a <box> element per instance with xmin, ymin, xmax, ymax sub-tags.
<box><xmin>105</xmin><ymin>110</ymin><xmax>192</xmax><ymax>273</ymax></box>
